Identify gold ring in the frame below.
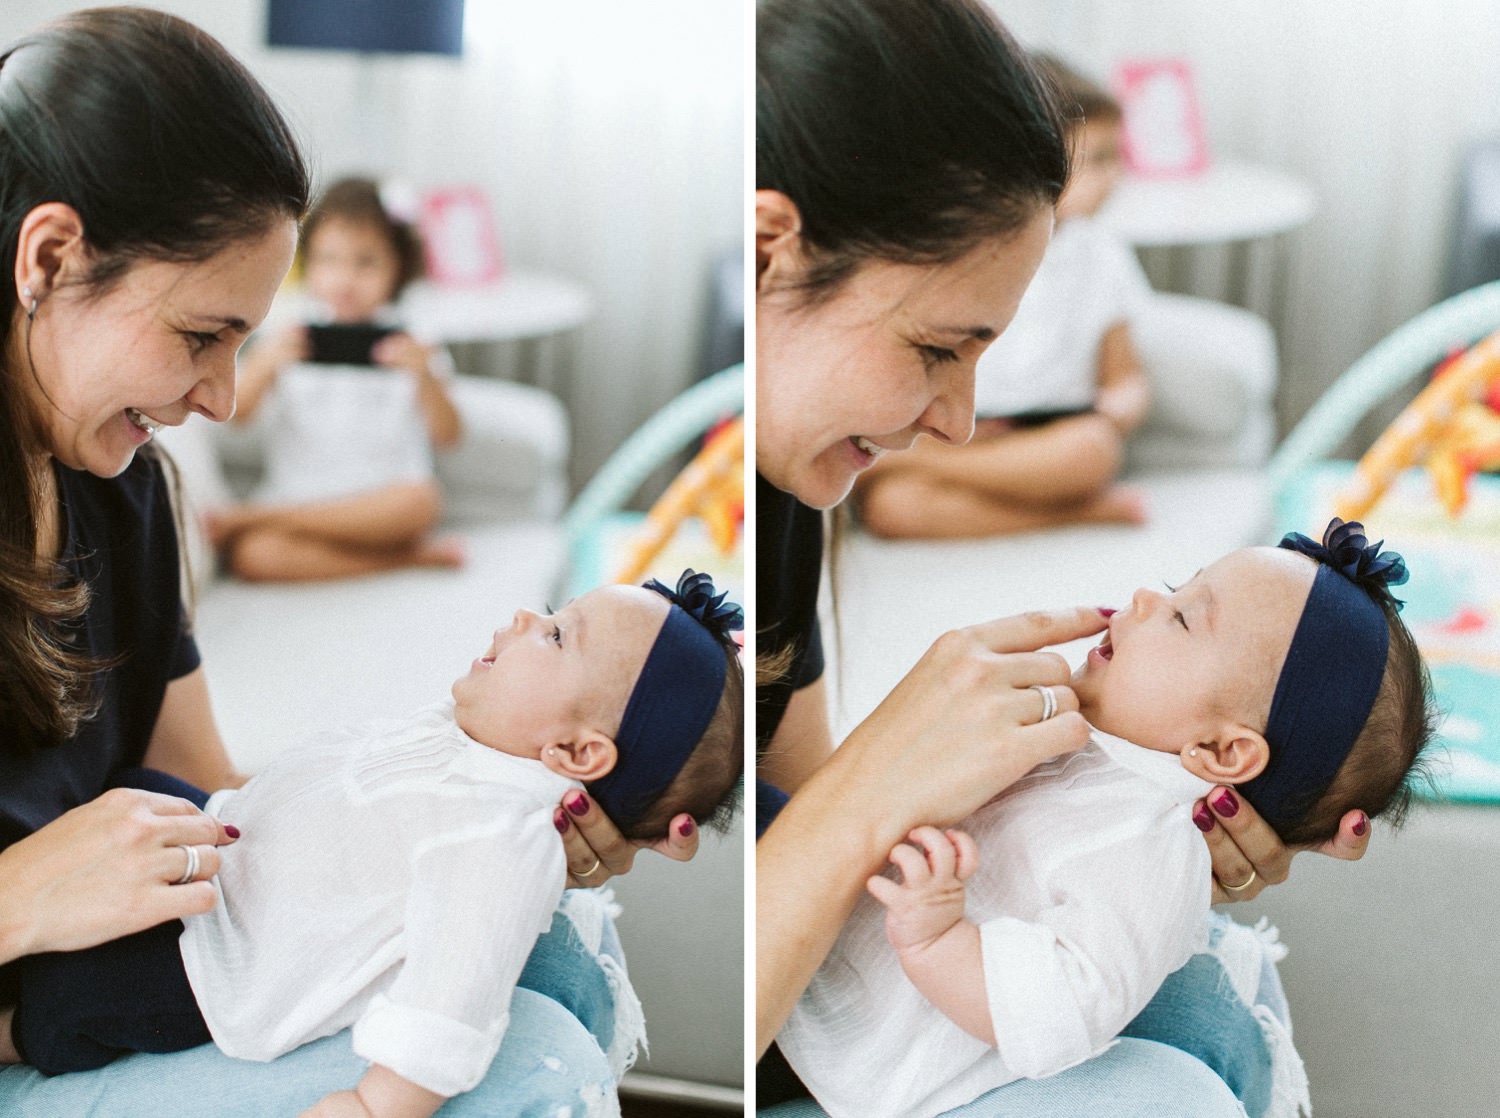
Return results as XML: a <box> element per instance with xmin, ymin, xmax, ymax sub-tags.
<box><xmin>574</xmin><ymin>857</ymin><xmax>603</xmax><ymax>880</ymax></box>
<box><xmin>1220</xmin><ymin>869</ymin><xmax>1258</xmax><ymax>894</ymax></box>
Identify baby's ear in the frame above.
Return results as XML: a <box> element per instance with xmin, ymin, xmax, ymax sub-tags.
<box><xmin>1180</xmin><ymin>726</ymin><xmax>1269</xmax><ymax>785</ymax></box>
<box><xmin>541</xmin><ymin>733</ymin><xmax>617</xmax><ymax>782</ymax></box>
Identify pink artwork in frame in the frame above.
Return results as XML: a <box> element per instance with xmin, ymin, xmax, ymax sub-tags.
<box><xmin>419</xmin><ymin>186</ymin><xmax>505</xmax><ymax>286</ymax></box>
<box><xmin>1114</xmin><ymin>59</ymin><xmax>1210</xmax><ymax>178</ymax></box>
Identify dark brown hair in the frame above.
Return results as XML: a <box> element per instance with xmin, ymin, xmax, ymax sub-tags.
<box><xmin>757</xmin><ymin>0</ymin><xmax>1070</xmax><ymax>302</ymax></box>
<box><xmin>603</xmin><ymin>643</ymin><xmax>746</xmax><ymax>842</ymax></box>
<box><xmin>0</xmin><ymin>7</ymin><xmax>309</xmax><ymax>751</ymax></box>
<box><xmin>1272</xmin><ymin>601</ymin><xmax>1438</xmax><ymax>846</ymax></box>
<box><xmin>302</xmin><ymin>177</ymin><xmax>425</xmax><ymax>300</ymax></box>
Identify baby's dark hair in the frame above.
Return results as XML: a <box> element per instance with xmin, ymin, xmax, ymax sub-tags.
<box><xmin>301</xmin><ymin>177</ymin><xmax>425</xmax><ymax>299</ymax></box>
<box><xmin>1030</xmin><ymin>53</ymin><xmax>1122</xmax><ymax>131</ymax></box>
<box><xmin>589</xmin><ymin>642</ymin><xmax>745</xmax><ymax>843</ymax></box>
<box><xmin>1266</xmin><ymin>600</ymin><xmax>1438</xmax><ymax>846</ymax></box>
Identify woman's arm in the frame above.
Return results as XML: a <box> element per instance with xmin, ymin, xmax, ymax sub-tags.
<box><xmin>758</xmin><ymin>678</ymin><xmax>835</xmax><ymax>796</ymax></box>
<box><xmin>142</xmin><ymin>667</ymin><xmax>250</xmax><ymax>791</ymax></box>
<box><xmin>755</xmin><ymin>606</ymin><xmax>1108</xmax><ymax>1056</ymax></box>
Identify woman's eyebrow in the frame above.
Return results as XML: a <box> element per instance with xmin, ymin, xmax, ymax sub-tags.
<box><xmin>930</xmin><ymin>323</ymin><xmax>997</xmax><ymax>342</ymax></box>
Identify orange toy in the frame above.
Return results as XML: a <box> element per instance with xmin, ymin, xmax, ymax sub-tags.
<box><xmin>613</xmin><ymin>417</ymin><xmax>744</xmax><ymax>585</ymax></box>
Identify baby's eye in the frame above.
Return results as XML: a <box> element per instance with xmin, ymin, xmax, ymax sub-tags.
<box><xmin>1173</xmin><ymin>610</ymin><xmax>1188</xmax><ymax>631</ymax></box>
<box><xmin>550</xmin><ymin>624</ymin><xmax>562</xmax><ymax>646</ymax></box>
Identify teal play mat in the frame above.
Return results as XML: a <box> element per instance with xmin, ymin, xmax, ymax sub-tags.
<box><xmin>1277</xmin><ymin>462</ymin><xmax>1500</xmax><ymax>802</ymax></box>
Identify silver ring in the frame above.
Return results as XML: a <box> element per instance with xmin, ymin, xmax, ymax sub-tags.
<box><xmin>1221</xmin><ymin>869</ymin><xmax>1258</xmax><ymax>894</ymax></box>
<box><xmin>175</xmin><ymin>844</ymin><xmax>200</xmax><ymax>886</ymax></box>
<box><xmin>574</xmin><ymin>857</ymin><xmax>603</xmax><ymax>881</ymax></box>
<box><xmin>1029</xmin><ymin>684</ymin><xmax>1058</xmax><ymax>722</ymax></box>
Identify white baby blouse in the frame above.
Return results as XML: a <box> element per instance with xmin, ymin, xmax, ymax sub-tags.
<box><xmin>179</xmin><ymin>701</ymin><xmax>576</xmax><ymax>1097</ymax></box>
<box><xmin>972</xmin><ymin>216</ymin><xmax>1152</xmax><ymax>419</ymax></box>
<box><xmin>777</xmin><ymin>731</ymin><xmax>1215</xmax><ymax>1118</ymax></box>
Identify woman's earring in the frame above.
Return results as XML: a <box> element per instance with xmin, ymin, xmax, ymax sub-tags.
<box><xmin>21</xmin><ymin>285</ymin><xmax>36</xmax><ymax>321</ymax></box>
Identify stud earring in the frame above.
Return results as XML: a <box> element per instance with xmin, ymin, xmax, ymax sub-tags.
<box><xmin>1188</xmin><ymin>749</ymin><xmax>1199</xmax><ymax>757</ymax></box>
<box><xmin>21</xmin><ymin>285</ymin><xmax>36</xmax><ymax>320</ymax></box>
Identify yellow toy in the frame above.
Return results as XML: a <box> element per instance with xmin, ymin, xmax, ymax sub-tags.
<box><xmin>613</xmin><ymin>417</ymin><xmax>744</xmax><ymax>585</ymax></box>
<box><xmin>1337</xmin><ymin>329</ymin><xmax>1500</xmax><ymax>520</ymax></box>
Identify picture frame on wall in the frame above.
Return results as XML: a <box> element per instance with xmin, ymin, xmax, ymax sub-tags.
<box><xmin>1115</xmin><ymin>59</ymin><xmax>1210</xmax><ymax>178</ymax></box>
<box><xmin>419</xmin><ymin>186</ymin><xmax>505</xmax><ymax>286</ymax></box>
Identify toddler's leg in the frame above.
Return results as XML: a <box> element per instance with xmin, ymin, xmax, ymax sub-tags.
<box><xmin>10</xmin><ymin>919</ymin><xmax>208</xmax><ymax>1076</ymax></box>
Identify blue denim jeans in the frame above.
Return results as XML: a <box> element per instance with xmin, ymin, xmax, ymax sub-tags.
<box><xmin>0</xmin><ymin>900</ymin><xmax>630</xmax><ymax>1118</ymax></box>
<box><xmin>762</xmin><ymin>913</ymin><xmax>1300</xmax><ymax>1118</ymax></box>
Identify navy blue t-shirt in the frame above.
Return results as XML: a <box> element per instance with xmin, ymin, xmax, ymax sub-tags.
<box><xmin>0</xmin><ymin>450</ymin><xmax>201</xmax><ymax>853</ymax></box>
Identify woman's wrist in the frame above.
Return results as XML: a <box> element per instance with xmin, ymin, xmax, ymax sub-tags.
<box><xmin>0</xmin><ymin>848</ymin><xmax>38</xmax><ymax>964</ymax></box>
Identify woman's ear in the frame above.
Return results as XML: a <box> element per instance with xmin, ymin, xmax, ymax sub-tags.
<box><xmin>14</xmin><ymin>203</ymin><xmax>86</xmax><ymax>308</ymax></box>
<box><xmin>1181</xmin><ymin>726</ymin><xmax>1269</xmax><ymax>785</ymax></box>
<box><xmin>541</xmin><ymin>733</ymin><xmax>618</xmax><ymax>783</ymax></box>
<box><xmin>756</xmin><ymin>189</ymin><xmax>803</xmax><ymax>290</ymax></box>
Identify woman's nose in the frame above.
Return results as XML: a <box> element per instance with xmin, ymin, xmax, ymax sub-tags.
<box><xmin>916</xmin><ymin>361</ymin><xmax>976</xmax><ymax>446</ymax></box>
<box><xmin>187</xmin><ymin>355</ymin><xmax>236</xmax><ymax>423</ymax></box>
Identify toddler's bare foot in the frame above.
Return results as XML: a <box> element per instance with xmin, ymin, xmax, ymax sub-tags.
<box><xmin>1079</xmin><ymin>485</ymin><xmax>1149</xmax><ymax>526</ymax></box>
<box><xmin>414</xmin><ymin>536</ymin><xmax>467</xmax><ymax>570</ymax></box>
<box><xmin>0</xmin><ymin>1006</ymin><xmax>20</xmax><ymax>1064</ymax></box>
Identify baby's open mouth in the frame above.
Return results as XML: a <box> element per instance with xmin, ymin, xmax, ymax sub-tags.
<box><xmin>1096</xmin><ymin>632</ymin><xmax>1113</xmax><ymax>661</ymax></box>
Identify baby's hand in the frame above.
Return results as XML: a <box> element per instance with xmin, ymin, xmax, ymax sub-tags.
<box><xmin>866</xmin><ymin>826</ymin><xmax>977</xmax><ymax>953</ymax></box>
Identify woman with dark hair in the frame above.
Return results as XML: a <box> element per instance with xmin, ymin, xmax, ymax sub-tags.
<box><xmin>754</xmin><ymin>0</ymin><xmax>1370</xmax><ymax>1113</ymax></box>
<box><xmin>0</xmin><ymin>9</ymin><xmax>628</xmax><ymax>1114</ymax></box>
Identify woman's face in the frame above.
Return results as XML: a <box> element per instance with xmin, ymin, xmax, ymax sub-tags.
<box><xmin>20</xmin><ymin>219</ymin><xmax>297</xmax><ymax>477</ymax></box>
<box><xmin>756</xmin><ymin>208</ymin><xmax>1053</xmax><ymax>509</ymax></box>
<box><xmin>303</xmin><ymin>216</ymin><xmax>403</xmax><ymax>323</ymax></box>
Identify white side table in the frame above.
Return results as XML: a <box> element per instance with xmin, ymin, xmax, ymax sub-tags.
<box><xmin>1097</xmin><ymin>159</ymin><xmax>1316</xmax><ymax>315</ymax></box>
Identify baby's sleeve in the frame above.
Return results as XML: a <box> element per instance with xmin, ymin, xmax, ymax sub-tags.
<box><xmin>978</xmin><ymin>826</ymin><xmax>1209</xmax><ymax>1079</ymax></box>
<box><xmin>351</xmin><ymin>806</ymin><xmax>566</xmax><ymax>1097</ymax></box>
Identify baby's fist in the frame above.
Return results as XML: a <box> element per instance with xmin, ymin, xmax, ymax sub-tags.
<box><xmin>866</xmin><ymin>826</ymin><xmax>977</xmax><ymax>952</ymax></box>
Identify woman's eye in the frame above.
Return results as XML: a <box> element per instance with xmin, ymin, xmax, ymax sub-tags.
<box><xmin>185</xmin><ymin>330</ymin><xmax>219</xmax><ymax>353</ymax></box>
<box><xmin>916</xmin><ymin>343</ymin><xmax>959</xmax><ymax>367</ymax></box>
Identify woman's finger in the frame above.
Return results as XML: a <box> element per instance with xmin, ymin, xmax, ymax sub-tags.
<box><xmin>160</xmin><ymin>842</ymin><xmax>221</xmax><ymax>886</ymax></box>
<box><xmin>1204</xmin><ymin>787</ymin><xmax>1292</xmax><ymax>886</ymax></box>
<box><xmin>130</xmin><ymin>789</ymin><xmax>239</xmax><ymax>847</ymax></box>
<box><xmin>644</xmin><ymin>814</ymin><xmax>700</xmax><ymax>863</ymax></box>
<box><xmin>964</xmin><ymin>606</ymin><xmax>1110</xmax><ymax>656</ymax></box>
<box><xmin>1316</xmin><ymin>809</ymin><xmax>1371</xmax><ymax>862</ymax></box>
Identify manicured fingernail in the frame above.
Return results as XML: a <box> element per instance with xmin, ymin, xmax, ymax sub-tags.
<box><xmin>224</xmin><ymin>825</ymin><xmax>241</xmax><ymax>839</ymax></box>
<box><xmin>566</xmin><ymin>792</ymin><xmax>590</xmax><ymax>817</ymax></box>
<box><xmin>677</xmin><ymin>818</ymin><xmax>695</xmax><ymax>839</ymax></box>
<box><xmin>1352</xmin><ymin>812</ymin><xmax>1369</xmax><ymax>837</ymax></box>
<box><xmin>1192</xmin><ymin>804</ymin><xmax>1215</xmax><ymax>832</ymax></box>
<box><xmin>553</xmin><ymin>810</ymin><xmax>570</xmax><ymax>834</ymax></box>
<box><xmin>1210</xmin><ymin>789</ymin><xmax>1240</xmax><ymax>818</ymax></box>
<box><xmin>1097</xmin><ymin>607</ymin><xmax>1117</xmax><ymax>618</ymax></box>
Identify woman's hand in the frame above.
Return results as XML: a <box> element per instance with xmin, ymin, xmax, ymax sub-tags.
<box><xmin>554</xmin><ymin>790</ymin><xmax>699</xmax><ymax>889</ymax></box>
<box><xmin>0</xmin><ymin>788</ymin><xmax>237</xmax><ymax>964</ymax></box>
<box><xmin>1195</xmin><ymin>785</ymin><xmax>1371</xmax><ymax>903</ymax></box>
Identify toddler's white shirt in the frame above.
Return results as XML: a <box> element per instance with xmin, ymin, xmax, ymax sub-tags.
<box><xmin>179</xmin><ymin>701</ymin><xmax>576</xmax><ymax>1097</ymax></box>
<box><xmin>777</xmin><ymin>731</ymin><xmax>1214</xmax><ymax>1118</ymax></box>
<box><xmin>972</xmin><ymin>216</ymin><xmax>1152</xmax><ymax>419</ymax></box>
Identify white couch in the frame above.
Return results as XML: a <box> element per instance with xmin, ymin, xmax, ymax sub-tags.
<box><xmin>158</xmin><ymin>372</ymin><xmax>742</xmax><ymax>1104</ymax></box>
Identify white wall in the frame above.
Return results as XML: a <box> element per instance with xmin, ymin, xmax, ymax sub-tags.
<box><xmin>994</xmin><ymin>0</ymin><xmax>1500</xmax><ymax>441</ymax></box>
<box><xmin>1</xmin><ymin>1</ymin><xmax>744</xmax><ymax>488</ymax></box>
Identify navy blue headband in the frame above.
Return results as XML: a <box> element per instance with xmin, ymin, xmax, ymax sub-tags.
<box><xmin>1238</xmin><ymin>519</ymin><xmax>1408</xmax><ymax>829</ymax></box>
<box><xmin>588</xmin><ymin>570</ymin><xmax>743</xmax><ymax>830</ymax></box>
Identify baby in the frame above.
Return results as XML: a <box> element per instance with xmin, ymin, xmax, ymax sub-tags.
<box><xmin>778</xmin><ymin>521</ymin><xmax>1434</xmax><ymax>1118</ymax></box>
<box><xmin>4</xmin><ymin>570</ymin><xmax>744</xmax><ymax>1118</ymax></box>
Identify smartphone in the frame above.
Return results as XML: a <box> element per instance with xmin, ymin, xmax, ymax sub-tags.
<box><xmin>306</xmin><ymin>323</ymin><xmax>397</xmax><ymax>366</ymax></box>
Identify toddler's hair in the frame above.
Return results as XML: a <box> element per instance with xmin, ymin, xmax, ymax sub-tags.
<box><xmin>1031</xmin><ymin>53</ymin><xmax>1121</xmax><ymax>130</ymax></box>
<box><xmin>1271</xmin><ymin>600</ymin><xmax>1437</xmax><ymax>845</ymax></box>
<box><xmin>301</xmin><ymin>177</ymin><xmax>425</xmax><ymax>298</ymax></box>
<box><xmin>592</xmin><ymin>643</ymin><xmax>745</xmax><ymax>843</ymax></box>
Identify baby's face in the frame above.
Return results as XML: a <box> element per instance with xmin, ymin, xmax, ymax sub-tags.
<box><xmin>1071</xmin><ymin>547</ymin><xmax>1316</xmax><ymax>752</ymax></box>
<box><xmin>451</xmin><ymin>585</ymin><xmax>669</xmax><ymax>757</ymax></box>
<box><xmin>303</xmin><ymin>216</ymin><xmax>402</xmax><ymax>323</ymax></box>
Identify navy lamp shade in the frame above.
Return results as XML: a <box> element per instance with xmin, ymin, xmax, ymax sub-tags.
<box><xmin>267</xmin><ymin>0</ymin><xmax>465</xmax><ymax>56</ymax></box>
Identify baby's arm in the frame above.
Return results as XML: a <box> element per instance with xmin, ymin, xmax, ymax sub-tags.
<box><xmin>299</xmin><ymin>1065</ymin><xmax>443</xmax><ymax>1118</ymax></box>
<box><xmin>1093</xmin><ymin>321</ymin><xmax>1149</xmax><ymax>435</ymax></box>
<box><xmin>866</xmin><ymin>825</ymin><xmax>995</xmax><ymax>1045</ymax></box>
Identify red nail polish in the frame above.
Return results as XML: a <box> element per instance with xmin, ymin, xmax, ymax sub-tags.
<box><xmin>1352</xmin><ymin>813</ymin><xmax>1369</xmax><ymax>837</ymax></box>
<box><xmin>554</xmin><ymin>810</ymin><xmax>570</xmax><ymax>834</ymax></box>
<box><xmin>1210</xmin><ymin>789</ymin><xmax>1240</xmax><ymax>818</ymax></box>
<box><xmin>566</xmin><ymin>793</ymin><xmax>590</xmax><ymax>817</ymax></box>
<box><xmin>1097</xmin><ymin>607</ymin><xmax>1117</xmax><ymax>618</ymax></box>
<box><xmin>224</xmin><ymin>825</ymin><xmax>241</xmax><ymax>840</ymax></box>
<box><xmin>677</xmin><ymin>818</ymin><xmax>696</xmax><ymax>839</ymax></box>
<box><xmin>1192</xmin><ymin>804</ymin><xmax>1215</xmax><ymax>832</ymax></box>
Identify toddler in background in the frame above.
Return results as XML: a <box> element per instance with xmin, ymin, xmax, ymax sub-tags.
<box><xmin>3</xmin><ymin>570</ymin><xmax>745</xmax><ymax>1118</ymax></box>
<box><xmin>855</xmin><ymin>54</ymin><xmax>1153</xmax><ymax>538</ymax></box>
<box><xmin>210</xmin><ymin>177</ymin><xmax>465</xmax><ymax>581</ymax></box>
<box><xmin>778</xmin><ymin>522</ymin><xmax>1435</xmax><ymax>1118</ymax></box>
